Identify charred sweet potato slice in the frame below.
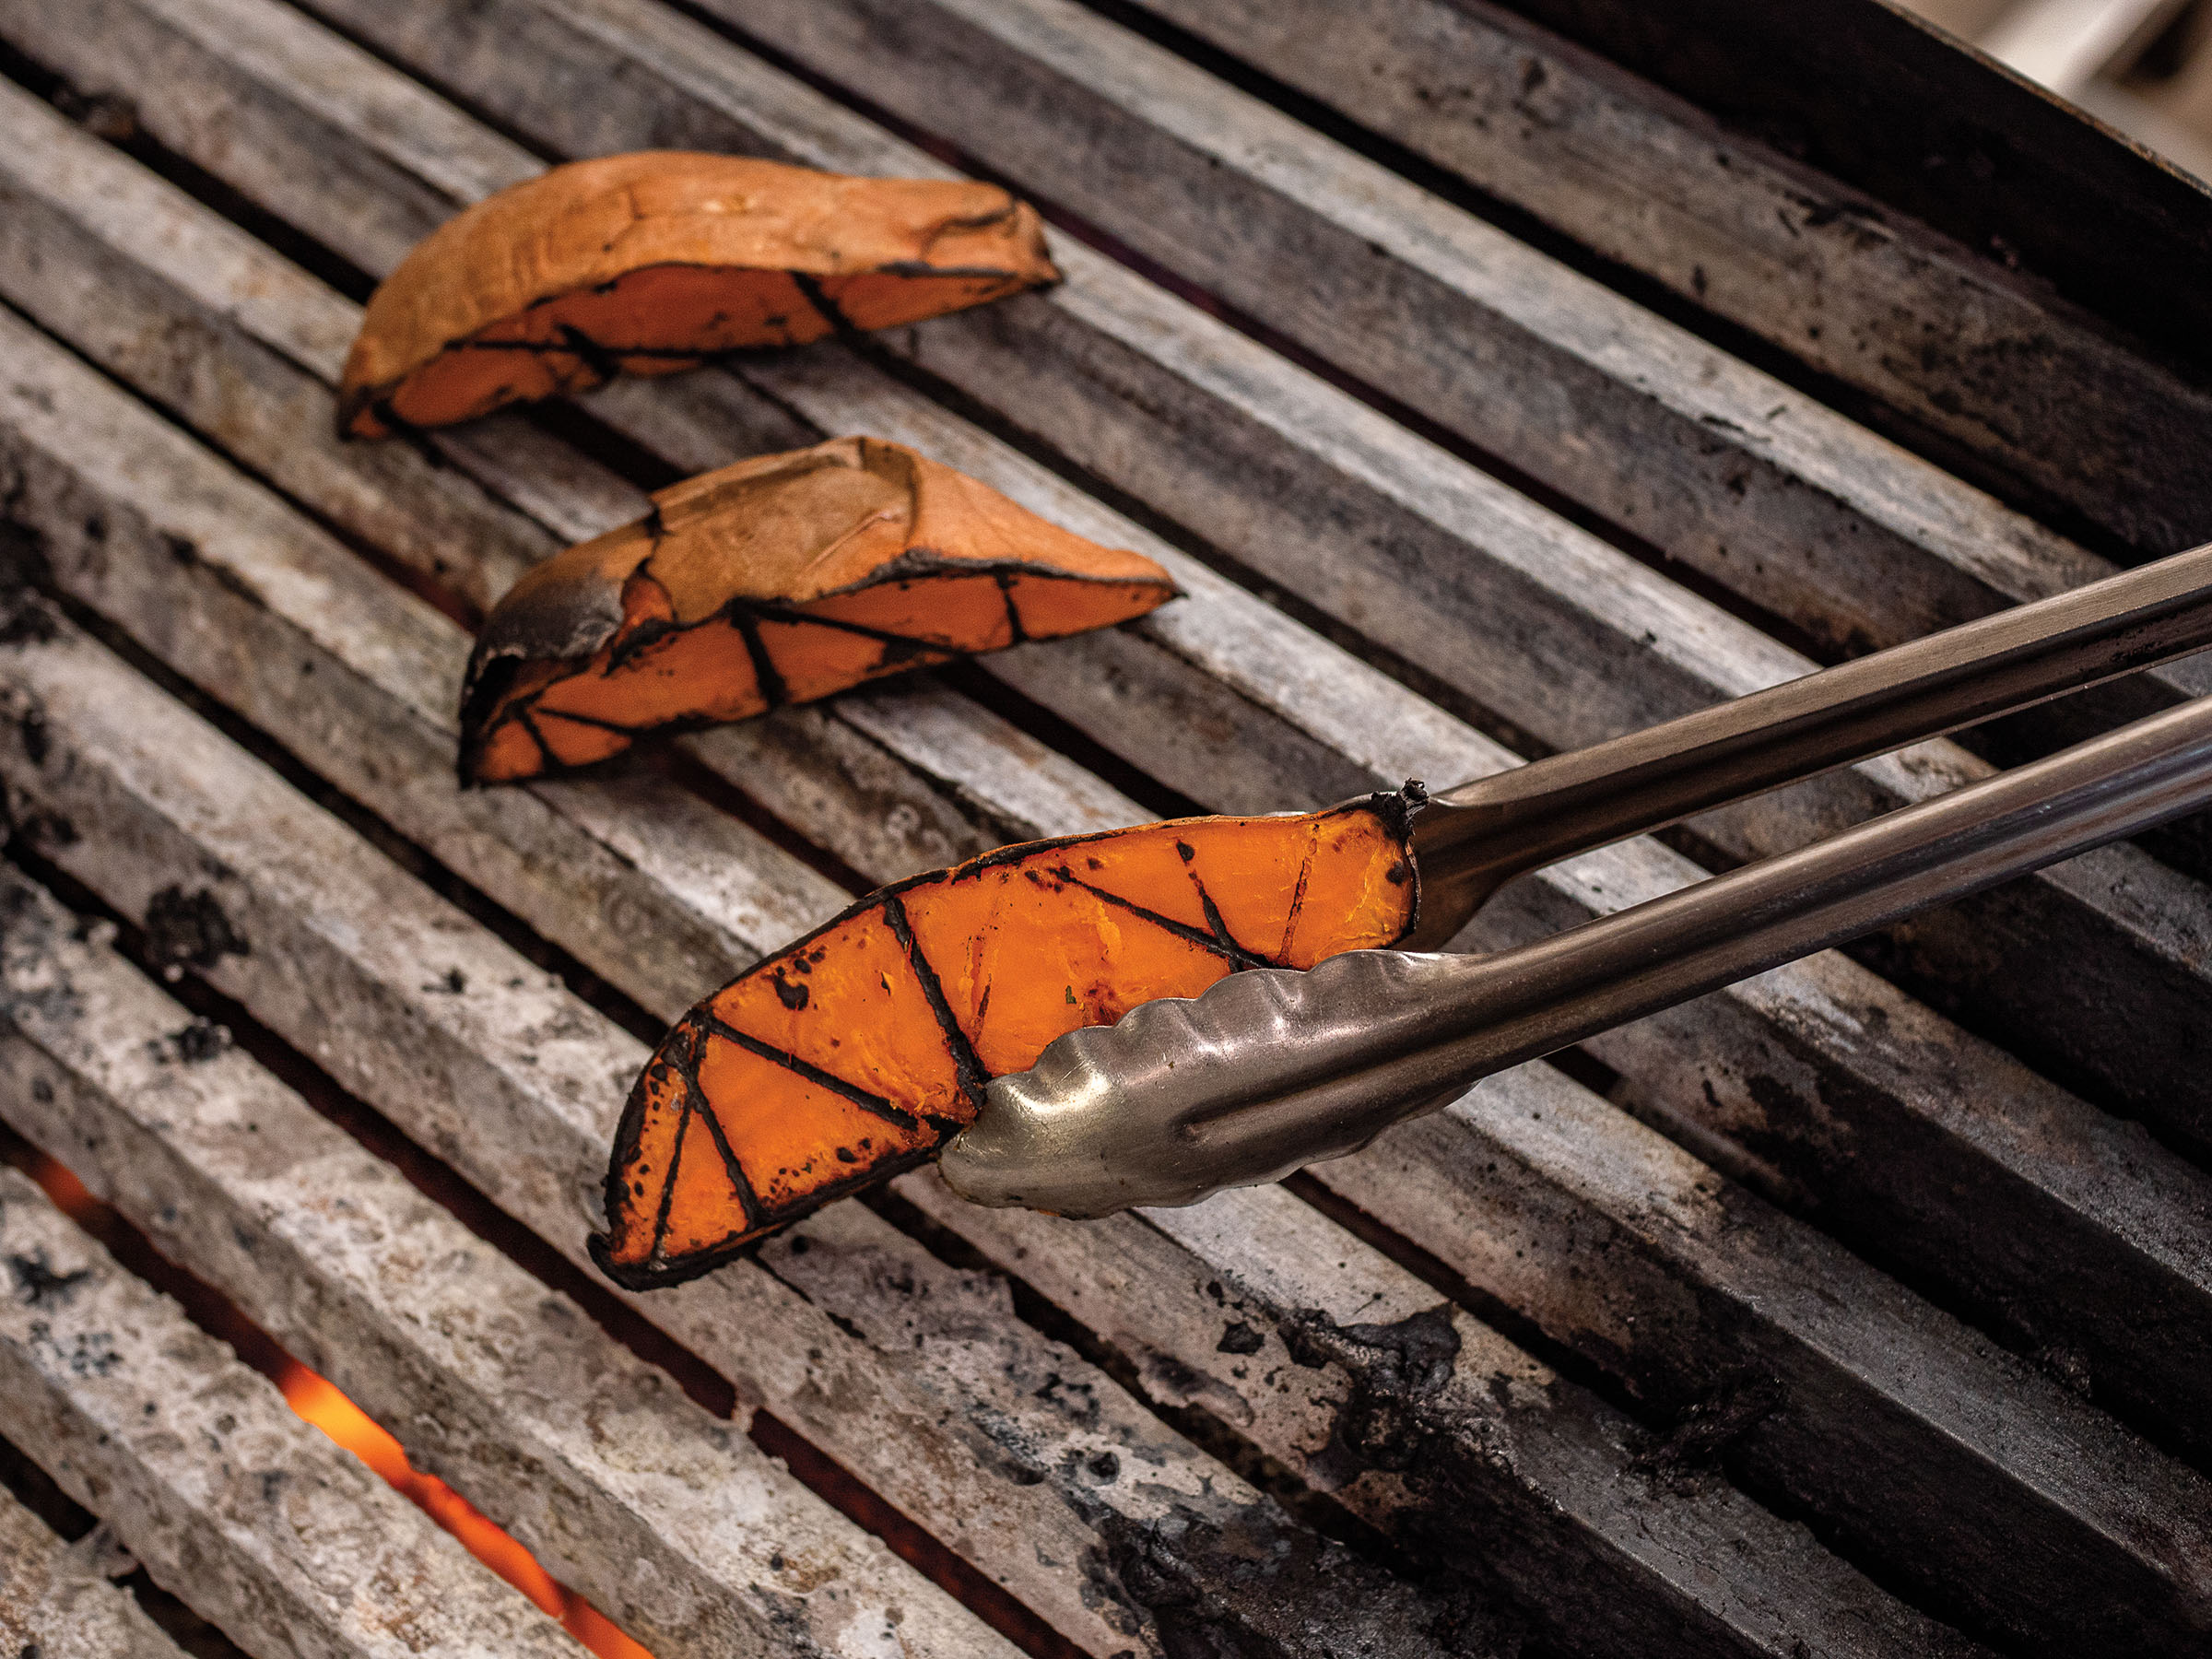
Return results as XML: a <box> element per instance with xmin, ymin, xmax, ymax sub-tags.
<box><xmin>593</xmin><ymin>794</ymin><xmax>1422</xmax><ymax>1288</ymax></box>
<box><xmin>338</xmin><ymin>151</ymin><xmax>1059</xmax><ymax>437</ymax></box>
<box><xmin>459</xmin><ymin>435</ymin><xmax>1177</xmax><ymax>783</ymax></box>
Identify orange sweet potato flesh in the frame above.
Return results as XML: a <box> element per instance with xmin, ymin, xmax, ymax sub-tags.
<box><xmin>338</xmin><ymin>152</ymin><xmax>1059</xmax><ymax>437</ymax></box>
<box><xmin>459</xmin><ymin>435</ymin><xmax>1178</xmax><ymax>782</ymax></box>
<box><xmin>592</xmin><ymin>794</ymin><xmax>1422</xmax><ymax>1288</ymax></box>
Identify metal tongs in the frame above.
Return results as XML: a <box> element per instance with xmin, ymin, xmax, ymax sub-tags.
<box><xmin>941</xmin><ymin>541</ymin><xmax>2212</xmax><ymax>1218</ymax></box>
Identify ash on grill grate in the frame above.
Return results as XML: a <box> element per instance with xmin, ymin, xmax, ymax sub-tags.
<box><xmin>0</xmin><ymin>0</ymin><xmax>2204</xmax><ymax>1654</ymax></box>
<box><xmin>0</xmin><ymin>1166</ymin><xmax>587</xmax><ymax>1657</ymax></box>
<box><xmin>0</xmin><ymin>1486</ymin><xmax>194</xmax><ymax>1659</ymax></box>
<box><xmin>0</xmin><ymin>866</ymin><xmax>1018</xmax><ymax>1659</ymax></box>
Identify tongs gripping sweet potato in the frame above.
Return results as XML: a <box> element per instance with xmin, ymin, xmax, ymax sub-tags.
<box><xmin>593</xmin><ymin>792</ymin><xmax>1421</xmax><ymax>1288</ymax></box>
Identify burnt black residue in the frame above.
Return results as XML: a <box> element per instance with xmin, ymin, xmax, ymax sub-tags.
<box><xmin>0</xmin><ymin>597</ymin><xmax>57</xmax><ymax>649</ymax></box>
<box><xmin>11</xmin><ymin>809</ymin><xmax>76</xmax><ymax>851</ymax></box>
<box><xmin>1216</xmin><ymin>1320</ymin><xmax>1265</xmax><ymax>1356</ymax></box>
<box><xmin>1089</xmin><ymin>1493</ymin><xmax>1507</xmax><ymax>1659</ymax></box>
<box><xmin>1258</xmin><ymin>1303</ymin><xmax>1614</xmax><ymax>1651</ymax></box>
<box><xmin>8</xmin><ymin>1248</ymin><xmax>91</xmax><ymax>1308</ymax></box>
<box><xmin>1630</xmin><ymin>1372</ymin><xmax>1786</xmax><ymax>1481</ymax></box>
<box><xmin>142</xmin><ymin>886</ymin><xmax>249</xmax><ymax>974</ymax></box>
<box><xmin>1282</xmin><ymin>1304</ymin><xmax>1461</xmax><ymax>1388</ymax></box>
<box><xmin>160</xmin><ymin>1018</ymin><xmax>231</xmax><ymax>1065</ymax></box>
<box><xmin>1281</xmin><ymin>1304</ymin><xmax>1462</xmax><ymax>1484</ymax></box>
<box><xmin>1061</xmin><ymin>1300</ymin><xmax>1513</xmax><ymax>1655</ymax></box>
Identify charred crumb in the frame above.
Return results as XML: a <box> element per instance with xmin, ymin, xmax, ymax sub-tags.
<box><xmin>147</xmin><ymin>1018</ymin><xmax>231</xmax><ymax>1065</ymax></box>
<box><xmin>1031</xmin><ymin>1370</ymin><xmax>1103</xmax><ymax>1429</ymax></box>
<box><xmin>142</xmin><ymin>886</ymin><xmax>250</xmax><ymax>979</ymax></box>
<box><xmin>8</xmin><ymin>1248</ymin><xmax>91</xmax><ymax>1308</ymax></box>
<box><xmin>1369</xmin><ymin>779</ymin><xmax>1430</xmax><ymax>846</ymax></box>
<box><xmin>14</xmin><ymin>810</ymin><xmax>76</xmax><ymax>851</ymax></box>
<box><xmin>1217</xmin><ymin>1321</ymin><xmax>1265</xmax><ymax>1356</ymax></box>
<box><xmin>52</xmin><ymin>85</ymin><xmax>136</xmax><ymax>142</ymax></box>
<box><xmin>0</xmin><ymin>592</ymin><xmax>58</xmax><ymax>650</ymax></box>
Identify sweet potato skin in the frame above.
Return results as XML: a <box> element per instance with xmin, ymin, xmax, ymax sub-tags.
<box><xmin>460</xmin><ymin>436</ymin><xmax>1177</xmax><ymax>783</ymax></box>
<box><xmin>594</xmin><ymin>794</ymin><xmax>1422</xmax><ymax>1288</ymax></box>
<box><xmin>339</xmin><ymin>152</ymin><xmax>1059</xmax><ymax>436</ymax></box>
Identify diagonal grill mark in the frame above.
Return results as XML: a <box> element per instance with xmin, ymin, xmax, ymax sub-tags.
<box><xmin>791</xmin><ymin>270</ymin><xmax>862</xmax><ymax>340</ymax></box>
<box><xmin>1279</xmin><ymin>825</ymin><xmax>1317</xmax><ymax>959</ymax></box>
<box><xmin>512</xmin><ymin>703</ymin><xmax>557</xmax><ymax>771</ymax></box>
<box><xmin>1191</xmin><ymin>877</ymin><xmax>1265</xmax><ymax>971</ymax></box>
<box><xmin>695</xmin><ymin>1009</ymin><xmax>922</xmax><ymax>1133</ymax></box>
<box><xmin>646</xmin><ymin>1042</ymin><xmax>694</xmax><ymax>1265</ymax></box>
<box><xmin>555</xmin><ymin>322</ymin><xmax>624</xmax><ymax>383</ymax></box>
<box><xmin>664</xmin><ymin>1019</ymin><xmax>770</xmax><ymax>1236</ymax></box>
<box><xmin>1054</xmin><ymin>868</ymin><xmax>1272</xmax><ymax>969</ymax></box>
<box><xmin>994</xmin><ymin>571</ymin><xmax>1029</xmax><ymax>644</ymax></box>
<box><xmin>367</xmin><ymin>395</ymin><xmax>417</xmax><ymax>434</ymax></box>
<box><xmin>726</xmin><ymin>606</ymin><xmax>790</xmax><ymax>709</ymax></box>
<box><xmin>530</xmin><ymin>704</ymin><xmax>654</xmax><ymax>737</ymax></box>
<box><xmin>507</xmin><ymin>577</ymin><xmax>1023</xmax><ymax>755</ymax></box>
<box><xmin>606</xmin><ymin>610</ymin><xmax>679</xmax><ymax>673</ymax></box>
<box><xmin>745</xmin><ymin>599</ymin><xmax>963</xmax><ymax>652</ymax></box>
<box><xmin>881</xmin><ymin>891</ymin><xmax>992</xmax><ymax>1114</ymax></box>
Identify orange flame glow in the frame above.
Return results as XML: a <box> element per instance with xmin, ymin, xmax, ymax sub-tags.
<box><xmin>280</xmin><ymin>1362</ymin><xmax>653</xmax><ymax>1657</ymax></box>
<box><xmin>18</xmin><ymin>1147</ymin><xmax>650</xmax><ymax>1659</ymax></box>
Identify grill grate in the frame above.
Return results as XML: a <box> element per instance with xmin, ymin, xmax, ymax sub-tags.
<box><xmin>0</xmin><ymin>2</ymin><xmax>2207</xmax><ymax>1656</ymax></box>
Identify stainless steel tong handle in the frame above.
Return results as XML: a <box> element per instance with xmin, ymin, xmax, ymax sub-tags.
<box><xmin>1406</xmin><ymin>538</ymin><xmax>2212</xmax><ymax>943</ymax></box>
<box><xmin>943</xmin><ymin>690</ymin><xmax>2212</xmax><ymax>1218</ymax></box>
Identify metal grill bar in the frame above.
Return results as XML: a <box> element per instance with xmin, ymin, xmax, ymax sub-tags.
<box><xmin>0</xmin><ymin>0</ymin><xmax>2201</xmax><ymax>1654</ymax></box>
<box><xmin>0</xmin><ymin>869</ymin><xmax>1020</xmax><ymax>1659</ymax></box>
<box><xmin>6</xmin><ymin>5</ymin><xmax>2188</xmax><ymax>1489</ymax></box>
<box><xmin>10</xmin><ymin>0</ymin><xmax>2198</xmax><ymax>1470</ymax></box>
<box><xmin>0</xmin><ymin>1168</ymin><xmax>587</xmax><ymax>1657</ymax></box>
<box><xmin>0</xmin><ymin>1488</ymin><xmax>191</xmax><ymax>1659</ymax></box>
<box><xmin>1109</xmin><ymin>0</ymin><xmax>2212</xmax><ymax>554</ymax></box>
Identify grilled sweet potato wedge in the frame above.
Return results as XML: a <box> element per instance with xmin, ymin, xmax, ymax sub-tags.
<box><xmin>594</xmin><ymin>793</ymin><xmax>1422</xmax><ymax>1288</ymax></box>
<box><xmin>460</xmin><ymin>435</ymin><xmax>1178</xmax><ymax>783</ymax></box>
<box><xmin>338</xmin><ymin>152</ymin><xmax>1058</xmax><ymax>437</ymax></box>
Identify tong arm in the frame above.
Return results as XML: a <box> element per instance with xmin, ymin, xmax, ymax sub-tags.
<box><xmin>945</xmin><ymin>691</ymin><xmax>2212</xmax><ymax>1218</ymax></box>
<box><xmin>1405</xmin><ymin>539</ymin><xmax>2212</xmax><ymax>943</ymax></box>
